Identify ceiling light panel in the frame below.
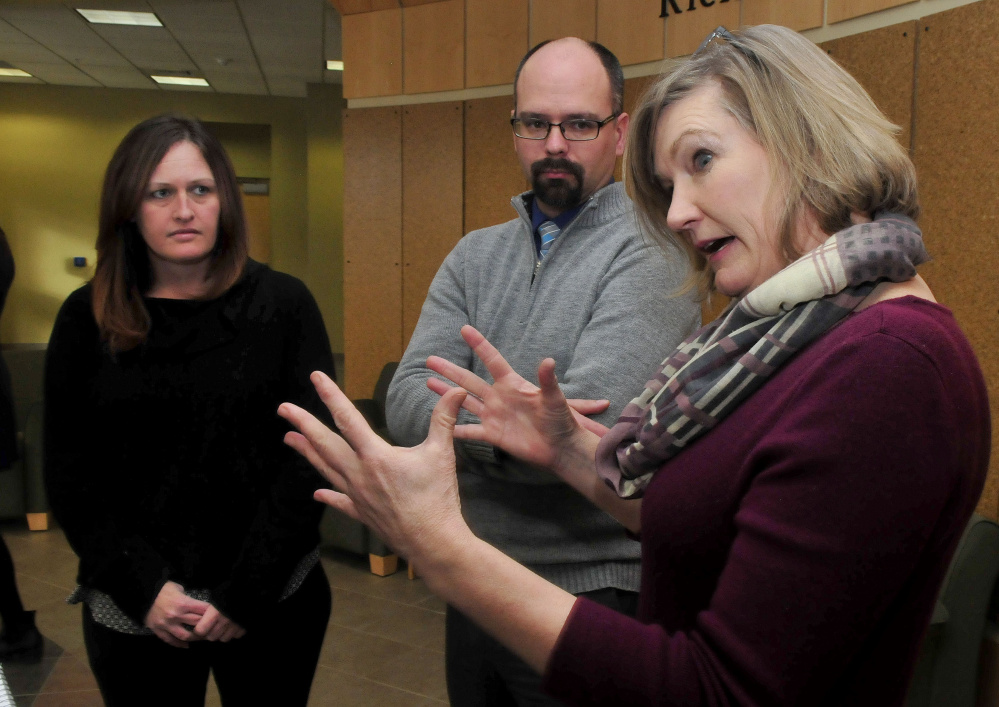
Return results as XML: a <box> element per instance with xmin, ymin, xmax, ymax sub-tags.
<box><xmin>76</xmin><ymin>10</ymin><xmax>162</xmax><ymax>27</ymax></box>
<box><xmin>151</xmin><ymin>75</ymin><xmax>209</xmax><ymax>86</ymax></box>
<box><xmin>0</xmin><ymin>3</ymin><xmax>145</xmax><ymax>89</ymax></box>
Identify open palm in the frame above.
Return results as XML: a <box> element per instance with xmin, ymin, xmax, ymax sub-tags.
<box><xmin>426</xmin><ymin>325</ymin><xmax>607</xmax><ymax>472</ymax></box>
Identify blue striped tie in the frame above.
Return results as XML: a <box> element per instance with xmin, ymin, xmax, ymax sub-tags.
<box><xmin>538</xmin><ymin>220</ymin><xmax>560</xmax><ymax>260</ymax></box>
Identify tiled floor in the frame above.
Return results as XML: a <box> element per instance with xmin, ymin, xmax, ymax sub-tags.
<box><xmin>0</xmin><ymin>519</ymin><xmax>448</xmax><ymax>706</ymax></box>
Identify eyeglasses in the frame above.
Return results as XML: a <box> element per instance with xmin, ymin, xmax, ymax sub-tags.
<box><xmin>510</xmin><ymin>114</ymin><xmax>619</xmax><ymax>141</ymax></box>
<box><xmin>692</xmin><ymin>25</ymin><xmax>762</xmax><ymax>68</ymax></box>
<box><xmin>693</xmin><ymin>26</ymin><xmax>737</xmax><ymax>57</ymax></box>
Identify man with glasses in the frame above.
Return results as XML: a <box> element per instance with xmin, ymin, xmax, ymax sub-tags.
<box><xmin>386</xmin><ymin>37</ymin><xmax>699</xmax><ymax>706</ymax></box>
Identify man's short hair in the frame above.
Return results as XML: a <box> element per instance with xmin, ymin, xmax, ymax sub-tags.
<box><xmin>513</xmin><ymin>39</ymin><xmax>625</xmax><ymax>115</ymax></box>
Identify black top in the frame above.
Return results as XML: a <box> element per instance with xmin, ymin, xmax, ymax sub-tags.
<box><xmin>44</xmin><ymin>261</ymin><xmax>336</xmax><ymax>629</ymax></box>
<box><xmin>0</xmin><ymin>229</ymin><xmax>17</xmax><ymax>469</ymax></box>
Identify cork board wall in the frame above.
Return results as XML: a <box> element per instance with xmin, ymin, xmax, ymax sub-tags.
<box><xmin>464</xmin><ymin>94</ymin><xmax>528</xmax><ymax>234</ymax></box>
<box><xmin>666</xmin><ymin>0</ymin><xmax>741</xmax><ymax>58</ymax></box>
<box><xmin>742</xmin><ymin>0</ymin><xmax>824</xmax><ymax>31</ymax></box>
<box><xmin>342</xmin><ymin>9</ymin><xmax>402</xmax><ymax>99</ymax></box>
<box><xmin>402</xmin><ymin>102</ymin><xmax>465</xmax><ymax>347</ymax></box>
<box><xmin>465</xmin><ymin>0</ymin><xmax>528</xmax><ymax>89</ymax></box>
<box><xmin>403</xmin><ymin>0</ymin><xmax>464</xmax><ymax>94</ymax></box>
<box><xmin>819</xmin><ymin>21</ymin><xmax>916</xmax><ymax>150</ymax></box>
<box><xmin>827</xmin><ymin>0</ymin><xmax>916</xmax><ymax>25</ymax></box>
<box><xmin>597</xmin><ymin>0</ymin><xmax>665</xmax><ymax>66</ymax></box>
<box><xmin>531</xmin><ymin>0</ymin><xmax>598</xmax><ymax>45</ymax></box>
<box><xmin>912</xmin><ymin>0</ymin><xmax>999</xmax><ymax>520</ymax></box>
<box><xmin>343</xmin><ymin>106</ymin><xmax>404</xmax><ymax>399</ymax></box>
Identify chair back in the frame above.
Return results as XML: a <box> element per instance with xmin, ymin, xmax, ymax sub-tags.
<box><xmin>906</xmin><ymin>513</ymin><xmax>999</xmax><ymax>707</ymax></box>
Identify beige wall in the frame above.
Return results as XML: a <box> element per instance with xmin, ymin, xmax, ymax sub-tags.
<box><xmin>306</xmin><ymin>83</ymin><xmax>347</xmax><ymax>358</ymax></box>
<box><xmin>205</xmin><ymin>122</ymin><xmax>272</xmax><ymax>178</ymax></box>
<box><xmin>0</xmin><ymin>83</ymin><xmax>345</xmax><ymax>353</ymax></box>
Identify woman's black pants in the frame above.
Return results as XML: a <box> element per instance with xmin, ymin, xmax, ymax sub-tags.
<box><xmin>82</xmin><ymin>564</ymin><xmax>331</xmax><ymax>706</ymax></box>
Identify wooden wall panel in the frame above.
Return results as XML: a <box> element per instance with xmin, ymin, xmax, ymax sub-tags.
<box><xmin>820</xmin><ymin>21</ymin><xmax>916</xmax><ymax>150</ymax></box>
<box><xmin>666</xmin><ymin>0</ymin><xmax>741</xmax><ymax>57</ymax></box>
<box><xmin>464</xmin><ymin>95</ymin><xmax>528</xmax><ymax>233</ymax></box>
<box><xmin>531</xmin><ymin>0</ymin><xmax>597</xmax><ymax>45</ymax></box>
<box><xmin>623</xmin><ymin>74</ymin><xmax>658</xmax><ymax>122</ymax></box>
<box><xmin>402</xmin><ymin>102</ymin><xmax>465</xmax><ymax>346</ymax></box>
<box><xmin>466</xmin><ymin>0</ymin><xmax>529</xmax><ymax>88</ymax></box>
<box><xmin>701</xmin><ymin>295</ymin><xmax>730</xmax><ymax>323</ymax></box>
<box><xmin>741</xmin><ymin>0</ymin><xmax>823</xmax><ymax>30</ymax></box>
<box><xmin>243</xmin><ymin>193</ymin><xmax>271</xmax><ymax>264</ymax></box>
<box><xmin>330</xmin><ymin>0</ymin><xmax>451</xmax><ymax>9</ymax></box>
<box><xmin>617</xmin><ymin>74</ymin><xmax>658</xmax><ymax>182</ymax></box>
<box><xmin>827</xmin><ymin>0</ymin><xmax>916</xmax><ymax>24</ymax></box>
<box><xmin>597</xmin><ymin>0</ymin><xmax>664</xmax><ymax>66</ymax></box>
<box><xmin>329</xmin><ymin>0</ymin><xmax>399</xmax><ymax>14</ymax></box>
<box><xmin>342</xmin><ymin>9</ymin><xmax>403</xmax><ymax>99</ymax></box>
<box><xmin>343</xmin><ymin>106</ymin><xmax>403</xmax><ymax>398</ymax></box>
<box><xmin>403</xmin><ymin>0</ymin><xmax>464</xmax><ymax>94</ymax></box>
<box><xmin>913</xmin><ymin>0</ymin><xmax>999</xmax><ymax>520</ymax></box>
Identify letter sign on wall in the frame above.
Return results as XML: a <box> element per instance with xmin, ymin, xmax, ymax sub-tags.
<box><xmin>661</xmin><ymin>0</ymin><xmax>731</xmax><ymax>18</ymax></box>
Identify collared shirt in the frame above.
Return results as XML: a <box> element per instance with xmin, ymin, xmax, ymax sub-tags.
<box><xmin>530</xmin><ymin>180</ymin><xmax>614</xmax><ymax>258</ymax></box>
<box><xmin>531</xmin><ymin>200</ymin><xmax>584</xmax><ymax>238</ymax></box>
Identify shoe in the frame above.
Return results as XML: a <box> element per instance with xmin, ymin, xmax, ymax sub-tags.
<box><xmin>0</xmin><ymin>609</ymin><xmax>44</xmax><ymax>662</ymax></box>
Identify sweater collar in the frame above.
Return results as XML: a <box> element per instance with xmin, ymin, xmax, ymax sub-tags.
<box><xmin>514</xmin><ymin>181</ymin><xmax>629</xmax><ymax>231</ymax></box>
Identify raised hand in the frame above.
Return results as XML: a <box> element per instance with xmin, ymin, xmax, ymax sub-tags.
<box><xmin>425</xmin><ymin>325</ymin><xmax>606</xmax><ymax>473</ymax></box>
<box><xmin>278</xmin><ymin>372</ymin><xmax>473</xmax><ymax>565</ymax></box>
<box><xmin>144</xmin><ymin>581</ymin><xmax>211</xmax><ymax>648</ymax></box>
<box><xmin>425</xmin><ymin>326</ymin><xmax>640</xmax><ymax>531</ymax></box>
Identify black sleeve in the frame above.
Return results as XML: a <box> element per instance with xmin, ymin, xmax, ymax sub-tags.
<box><xmin>210</xmin><ymin>277</ymin><xmax>337</xmax><ymax>629</ymax></box>
<box><xmin>44</xmin><ymin>289</ymin><xmax>176</xmax><ymax>623</ymax></box>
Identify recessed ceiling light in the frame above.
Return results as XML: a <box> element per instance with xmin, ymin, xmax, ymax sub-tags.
<box><xmin>326</xmin><ymin>60</ymin><xmax>344</xmax><ymax>71</ymax></box>
<box><xmin>76</xmin><ymin>9</ymin><xmax>162</xmax><ymax>26</ymax></box>
<box><xmin>0</xmin><ymin>68</ymin><xmax>32</xmax><ymax>77</ymax></box>
<box><xmin>151</xmin><ymin>75</ymin><xmax>209</xmax><ymax>87</ymax></box>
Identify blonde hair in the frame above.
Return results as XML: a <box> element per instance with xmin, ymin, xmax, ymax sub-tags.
<box><xmin>627</xmin><ymin>24</ymin><xmax>919</xmax><ymax>297</ymax></box>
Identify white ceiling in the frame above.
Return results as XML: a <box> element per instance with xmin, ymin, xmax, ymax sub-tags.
<box><xmin>0</xmin><ymin>0</ymin><xmax>342</xmax><ymax>97</ymax></box>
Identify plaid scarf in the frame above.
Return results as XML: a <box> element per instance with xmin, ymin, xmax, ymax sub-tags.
<box><xmin>595</xmin><ymin>213</ymin><xmax>928</xmax><ymax>499</ymax></box>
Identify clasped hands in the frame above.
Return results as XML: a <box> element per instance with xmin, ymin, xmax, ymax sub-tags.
<box><xmin>277</xmin><ymin>325</ymin><xmax>609</xmax><ymax>565</ymax></box>
<box><xmin>144</xmin><ymin>581</ymin><xmax>246</xmax><ymax>648</ymax></box>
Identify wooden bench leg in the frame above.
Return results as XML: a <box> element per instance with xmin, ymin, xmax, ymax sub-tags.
<box><xmin>26</xmin><ymin>512</ymin><xmax>49</xmax><ymax>531</ymax></box>
<box><xmin>407</xmin><ymin>562</ymin><xmax>417</xmax><ymax>580</ymax></box>
<box><xmin>369</xmin><ymin>553</ymin><xmax>398</xmax><ymax>576</ymax></box>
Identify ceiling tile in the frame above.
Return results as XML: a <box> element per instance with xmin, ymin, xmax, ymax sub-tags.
<box><xmin>0</xmin><ymin>0</ymin><xmax>339</xmax><ymax>95</ymax></box>
<box><xmin>15</xmin><ymin>62</ymin><xmax>102</xmax><ymax>85</ymax></box>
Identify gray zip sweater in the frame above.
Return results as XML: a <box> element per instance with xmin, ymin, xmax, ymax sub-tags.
<box><xmin>386</xmin><ymin>182</ymin><xmax>700</xmax><ymax>593</ymax></box>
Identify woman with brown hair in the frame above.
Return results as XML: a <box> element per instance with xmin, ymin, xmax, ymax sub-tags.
<box><xmin>44</xmin><ymin>114</ymin><xmax>335</xmax><ymax>705</ymax></box>
<box><xmin>279</xmin><ymin>25</ymin><xmax>989</xmax><ymax>707</ymax></box>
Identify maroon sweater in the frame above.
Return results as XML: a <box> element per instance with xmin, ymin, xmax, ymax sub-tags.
<box><xmin>544</xmin><ymin>297</ymin><xmax>990</xmax><ymax>706</ymax></box>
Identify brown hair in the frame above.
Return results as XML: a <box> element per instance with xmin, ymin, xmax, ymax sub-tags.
<box><xmin>92</xmin><ymin>114</ymin><xmax>248</xmax><ymax>351</ymax></box>
<box><xmin>626</xmin><ymin>24</ymin><xmax>919</xmax><ymax>297</ymax></box>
